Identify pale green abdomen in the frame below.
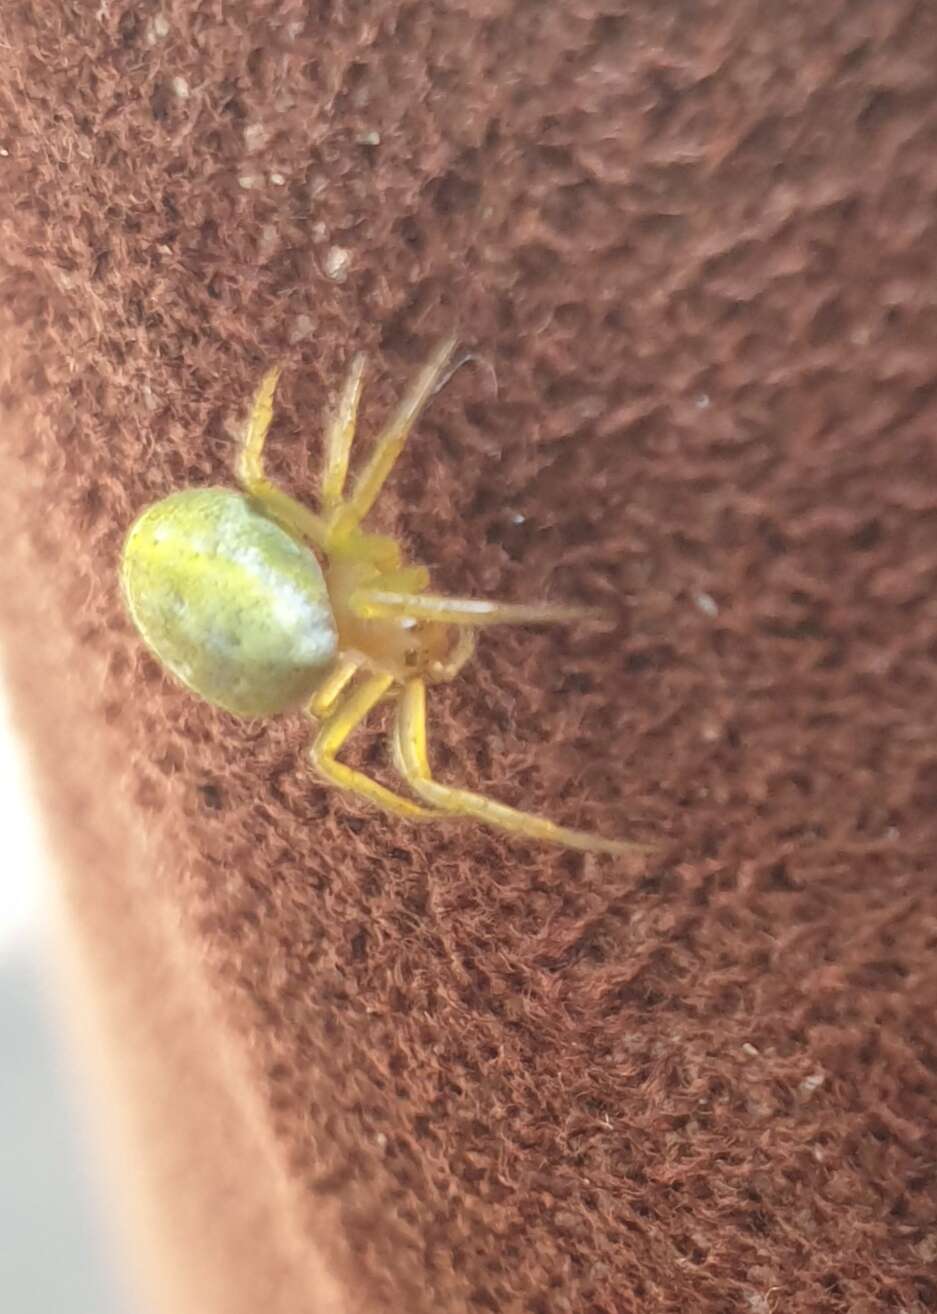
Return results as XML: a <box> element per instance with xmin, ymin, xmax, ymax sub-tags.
<box><xmin>121</xmin><ymin>488</ymin><xmax>338</xmax><ymax>717</ymax></box>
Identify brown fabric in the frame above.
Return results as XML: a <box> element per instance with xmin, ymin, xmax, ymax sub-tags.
<box><xmin>2</xmin><ymin>2</ymin><xmax>936</xmax><ymax>1311</ymax></box>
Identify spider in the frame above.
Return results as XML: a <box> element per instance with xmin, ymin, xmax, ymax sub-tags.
<box><xmin>121</xmin><ymin>337</ymin><xmax>649</xmax><ymax>854</ymax></box>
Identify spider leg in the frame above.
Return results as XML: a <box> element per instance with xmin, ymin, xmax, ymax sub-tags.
<box><xmin>321</xmin><ymin>352</ymin><xmax>366</xmax><ymax>511</ymax></box>
<box><xmin>309</xmin><ymin>672</ymin><xmax>439</xmax><ymax>821</ymax></box>
<box><xmin>427</xmin><ymin>627</ymin><xmax>477</xmax><ymax>683</ymax></box>
<box><xmin>307</xmin><ymin>653</ymin><xmax>363</xmax><ymax>718</ymax></box>
<box><xmin>349</xmin><ymin>588</ymin><xmax>605</xmax><ymax>628</ymax></box>
<box><xmin>393</xmin><ymin>678</ymin><xmax>654</xmax><ymax>855</ymax></box>
<box><xmin>237</xmin><ymin>365</ymin><xmax>329</xmax><ymax>548</ymax></box>
<box><xmin>333</xmin><ymin>336</ymin><xmax>458</xmax><ymax>534</ymax></box>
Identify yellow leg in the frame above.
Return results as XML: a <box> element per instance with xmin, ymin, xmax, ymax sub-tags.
<box><xmin>321</xmin><ymin>353</ymin><xmax>366</xmax><ymax>510</ymax></box>
<box><xmin>427</xmin><ymin>628</ymin><xmax>477</xmax><ymax>683</ymax></box>
<box><xmin>333</xmin><ymin>336</ymin><xmax>458</xmax><ymax>534</ymax></box>
<box><xmin>237</xmin><ymin>364</ymin><xmax>281</xmax><ymax>481</ymax></box>
<box><xmin>237</xmin><ymin>365</ymin><xmax>329</xmax><ymax>548</ymax></box>
<box><xmin>350</xmin><ymin>588</ymin><xmax>604</xmax><ymax>628</ymax></box>
<box><xmin>393</xmin><ymin>679</ymin><xmax>654</xmax><ymax>855</ymax></box>
<box><xmin>310</xmin><ymin>673</ymin><xmax>438</xmax><ymax>821</ymax></box>
<box><xmin>306</xmin><ymin>654</ymin><xmax>362</xmax><ymax>718</ymax></box>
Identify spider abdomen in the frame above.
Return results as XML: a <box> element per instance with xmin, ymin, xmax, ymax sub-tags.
<box><xmin>121</xmin><ymin>487</ymin><xmax>338</xmax><ymax>717</ymax></box>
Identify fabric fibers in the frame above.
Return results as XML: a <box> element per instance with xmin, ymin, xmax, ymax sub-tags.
<box><xmin>0</xmin><ymin>2</ymin><xmax>935</xmax><ymax>1311</ymax></box>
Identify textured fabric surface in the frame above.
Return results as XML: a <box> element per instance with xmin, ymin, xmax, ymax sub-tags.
<box><xmin>2</xmin><ymin>2</ymin><xmax>937</xmax><ymax>1311</ymax></box>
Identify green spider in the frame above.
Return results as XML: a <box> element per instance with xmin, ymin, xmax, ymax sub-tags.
<box><xmin>121</xmin><ymin>338</ymin><xmax>649</xmax><ymax>854</ymax></box>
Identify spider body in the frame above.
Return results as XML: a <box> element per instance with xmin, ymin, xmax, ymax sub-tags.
<box><xmin>121</xmin><ymin>338</ymin><xmax>650</xmax><ymax>855</ymax></box>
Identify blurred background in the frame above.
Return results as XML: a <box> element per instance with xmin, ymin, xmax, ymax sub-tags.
<box><xmin>0</xmin><ymin>674</ymin><xmax>139</xmax><ymax>1314</ymax></box>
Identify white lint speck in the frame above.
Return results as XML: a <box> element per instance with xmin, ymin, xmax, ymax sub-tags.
<box><xmin>289</xmin><ymin>314</ymin><xmax>314</xmax><ymax>345</ymax></box>
<box><xmin>324</xmin><ymin>246</ymin><xmax>351</xmax><ymax>282</ymax></box>
<box><xmin>146</xmin><ymin>14</ymin><xmax>169</xmax><ymax>44</ymax></box>
<box><xmin>244</xmin><ymin>122</ymin><xmax>268</xmax><ymax>152</ymax></box>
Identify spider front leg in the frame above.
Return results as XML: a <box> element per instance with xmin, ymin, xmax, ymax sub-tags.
<box><xmin>393</xmin><ymin>679</ymin><xmax>654</xmax><ymax>855</ymax></box>
<box><xmin>309</xmin><ymin>672</ymin><xmax>439</xmax><ymax>821</ymax></box>
<box><xmin>350</xmin><ymin>588</ymin><xmax>605</xmax><ymax>628</ymax></box>
<box><xmin>237</xmin><ymin>366</ymin><xmax>329</xmax><ymax>548</ymax></box>
<box><xmin>328</xmin><ymin>336</ymin><xmax>458</xmax><ymax>540</ymax></box>
<box><xmin>320</xmin><ymin>353</ymin><xmax>366</xmax><ymax>512</ymax></box>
